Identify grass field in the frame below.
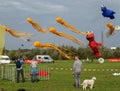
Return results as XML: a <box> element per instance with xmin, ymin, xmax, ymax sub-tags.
<box><xmin>0</xmin><ymin>59</ymin><xmax>120</xmax><ymax>91</ymax></box>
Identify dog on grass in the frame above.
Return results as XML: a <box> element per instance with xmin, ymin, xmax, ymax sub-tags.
<box><xmin>81</xmin><ymin>76</ymin><xmax>96</xmax><ymax>90</ymax></box>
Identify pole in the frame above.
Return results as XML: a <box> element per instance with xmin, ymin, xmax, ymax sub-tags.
<box><xmin>101</xmin><ymin>31</ymin><xmax>104</xmax><ymax>45</ymax></box>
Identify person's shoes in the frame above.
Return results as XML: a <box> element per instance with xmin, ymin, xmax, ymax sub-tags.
<box><xmin>16</xmin><ymin>80</ymin><xmax>19</xmax><ymax>83</ymax></box>
<box><xmin>77</xmin><ymin>84</ymin><xmax>81</xmax><ymax>88</ymax></box>
<box><xmin>73</xmin><ymin>83</ymin><xmax>76</xmax><ymax>87</ymax></box>
<box><xmin>21</xmin><ymin>80</ymin><xmax>25</xmax><ymax>83</ymax></box>
<box><xmin>73</xmin><ymin>84</ymin><xmax>78</xmax><ymax>88</ymax></box>
<box><xmin>31</xmin><ymin>79</ymin><xmax>35</xmax><ymax>83</ymax></box>
<box><xmin>73</xmin><ymin>84</ymin><xmax>81</xmax><ymax>88</ymax></box>
<box><xmin>36</xmin><ymin>79</ymin><xmax>39</xmax><ymax>82</ymax></box>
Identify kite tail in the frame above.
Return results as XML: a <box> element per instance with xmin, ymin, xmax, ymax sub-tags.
<box><xmin>7</xmin><ymin>28</ymin><xmax>33</xmax><ymax>37</ymax></box>
<box><xmin>49</xmin><ymin>27</ymin><xmax>83</xmax><ymax>46</ymax></box>
<box><xmin>62</xmin><ymin>21</ymin><xmax>85</xmax><ymax>35</ymax></box>
<box><xmin>2</xmin><ymin>25</ymin><xmax>33</xmax><ymax>38</ymax></box>
<box><xmin>50</xmin><ymin>45</ymin><xmax>71</xmax><ymax>59</ymax></box>
<box><xmin>61</xmin><ymin>34</ymin><xmax>84</xmax><ymax>46</ymax></box>
<box><xmin>34</xmin><ymin>41</ymin><xmax>71</xmax><ymax>59</ymax></box>
<box><xmin>56</xmin><ymin>17</ymin><xmax>86</xmax><ymax>36</ymax></box>
<box><xmin>27</xmin><ymin>17</ymin><xmax>49</xmax><ymax>34</ymax></box>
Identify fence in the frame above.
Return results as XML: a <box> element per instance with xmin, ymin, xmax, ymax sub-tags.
<box><xmin>1</xmin><ymin>64</ymin><xmax>16</xmax><ymax>82</ymax></box>
<box><xmin>1</xmin><ymin>64</ymin><xmax>50</xmax><ymax>82</ymax></box>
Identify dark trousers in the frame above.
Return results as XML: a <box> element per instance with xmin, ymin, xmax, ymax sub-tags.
<box><xmin>16</xmin><ymin>69</ymin><xmax>25</xmax><ymax>83</ymax></box>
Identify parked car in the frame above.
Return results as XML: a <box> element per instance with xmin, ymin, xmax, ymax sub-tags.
<box><xmin>33</xmin><ymin>55</ymin><xmax>54</xmax><ymax>63</ymax></box>
<box><xmin>0</xmin><ymin>55</ymin><xmax>11</xmax><ymax>64</ymax></box>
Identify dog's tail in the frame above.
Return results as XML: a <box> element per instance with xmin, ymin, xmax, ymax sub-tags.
<box><xmin>81</xmin><ymin>82</ymin><xmax>84</xmax><ymax>86</ymax></box>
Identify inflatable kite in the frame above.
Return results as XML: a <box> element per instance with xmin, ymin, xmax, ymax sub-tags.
<box><xmin>106</xmin><ymin>22</ymin><xmax>120</xmax><ymax>37</ymax></box>
<box><xmin>101</xmin><ymin>6</ymin><xmax>116</xmax><ymax>19</ymax></box>
<box><xmin>27</xmin><ymin>17</ymin><xmax>49</xmax><ymax>34</ymax></box>
<box><xmin>86</xmin><ymin>32</ymin><xmax>104</xmax><ymax>57</ymax></box>
<box><xmin>2</xmin><ymin>25</ymin><xmax>33</xmax><ymax>38</ymax></box>
<box><xmin>98</xmin><ymin>58</ymin><xmax>104</xmax><ymax>63</ymax></box>
<box><xmin>56</xmin><ymin>17</ymin><xmax>103</xmax><ymax>58</ymax></box>
<box><xmin>56</xmin><ymin>17</ymin><xmax>86</xmax><ymax>36</ymax></box>
<box><xmin>106</xmin><ymin>23</ymin><xmax>115</xmax><ymax>37</ymax></box>
<box><xmin>34</xmin><ymin>41</ymin><xmax>71</xmax><ymax>59</ymax></box>
<box><xmin>49</xmin><ymin>27</ymin><xmax>83</xmax><ymax>46</ymax></box>
<box><xmin>0</xmin><ymin>25</ymin><xmax>6</xmax><ymax>56</ymax></box>
<box><xmin>115</xmin><ymin>25</ymin><xmax>120</xmax><ymax>31</ymax></box>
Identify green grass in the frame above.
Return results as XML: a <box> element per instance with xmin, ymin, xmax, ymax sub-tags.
<box><xmin>0</xmin><ymin>59</ymin><xmax>120</xmax><ymax>91</ymax></box>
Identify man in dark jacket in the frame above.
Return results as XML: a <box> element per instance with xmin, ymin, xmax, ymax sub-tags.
<box><xmin>15</xmin><ymin>58</ymin><xmax>25</xmax><ymax>83</ymax></box>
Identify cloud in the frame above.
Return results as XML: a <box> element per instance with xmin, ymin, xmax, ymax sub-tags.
<box><xmin>0</xmin><ymin>0</ymin><xmax>120</xmax><ymax>49</ymax></box>
<box><xmin>0</xmin><ymin>0</ymin><xmax>68</xmax><ymax>14</ymax></box>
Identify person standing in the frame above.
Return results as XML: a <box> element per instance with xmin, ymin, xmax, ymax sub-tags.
<box><xmin>15</xmin><ymin>58</ymin><xmax>25</xmax><ymax>83</ymax></box>
<box><xmin>31</xmin><ymin>59</ymin><xmax>38</xmax><ymax>82</ymax></box>
<box><xmin>73</xmin><ymin>56</ymin><xmax>82</xmax><ymax>87</ymax></box>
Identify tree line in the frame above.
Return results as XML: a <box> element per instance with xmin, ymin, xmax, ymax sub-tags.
<box><xmin>3</xmin><ymin>46</ymin><xmax>120</xmax><ymax>60</ymax></box>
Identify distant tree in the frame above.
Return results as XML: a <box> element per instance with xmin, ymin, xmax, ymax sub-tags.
<box><xmin>4</xmin><ymin>46</ymin><xmax>120</xmax><ymax>60</ymax></box>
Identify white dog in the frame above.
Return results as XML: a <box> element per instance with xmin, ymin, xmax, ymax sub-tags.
<box><xmin>81</xmin><ymin>76</ymin><xmax>96</xmax><ymax>90</ymax></box>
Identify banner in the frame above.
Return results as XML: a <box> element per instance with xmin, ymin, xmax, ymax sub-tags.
<box><xmin>108</xmin><ymin>58</ymin><xmax>120</xmax><ymax>62</ymax></box>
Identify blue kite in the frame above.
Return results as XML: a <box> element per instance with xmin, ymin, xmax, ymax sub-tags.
<box><xmin>101</xmin><ymin>6</ymin><xmax>116</xmax><ymax>19</ymax></box>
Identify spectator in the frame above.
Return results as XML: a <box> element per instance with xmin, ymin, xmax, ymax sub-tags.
<box><xmin>15</xmin><ymin>58</ymin><xmax>25</xmax><ymax>83</ymax></box>
<box><xmin>73</xmin><ymin>56</ymin><xmax>82</xmax><ymax>87</ymax></box>
<box><xmin>31</xmin><ymin>59</ymin><xmax>39</xmax><ymax>82</ymax></box>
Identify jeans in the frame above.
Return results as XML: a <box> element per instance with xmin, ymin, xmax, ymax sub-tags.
<box><xmin>74</xmin><ymin>72</ymin><xmax>80</xmax><ymax>87</ymax></box>
<box><xmin>31</xmin><ymin>67</ymin><xmax>39</xmax><ymax>82</ymax></box>
<box><xmin>31</xmin><ymin>74</ymin><xmax>39</xmax><ymax>82</ymax></box>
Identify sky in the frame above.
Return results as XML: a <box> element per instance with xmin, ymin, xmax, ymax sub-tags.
<box><xmin>0</xmin><ymin>0</ymin><xmax>120</xmax><ymax>50</ymax></box>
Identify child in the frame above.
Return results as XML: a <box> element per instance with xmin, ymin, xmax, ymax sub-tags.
<box><xmin>31</xmin><ymin>59</ymin><xmax>39</xmax><ymax>82</ymax></box>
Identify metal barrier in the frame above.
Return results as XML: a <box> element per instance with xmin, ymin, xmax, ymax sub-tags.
<box><xmin>1</xmin><ymin>65</ymin><xmax>16</xmax><ymax>82</ymax></box>
<box><xmin>1</xmin><ymin>64</ymin><xmax>50</xmax><ymax>82</ymax></box>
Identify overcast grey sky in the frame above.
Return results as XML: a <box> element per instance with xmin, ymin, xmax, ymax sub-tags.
<box><xmin>0</xmin><ymin>0</ymin><xmax>120</xmax><ymax>50</ymax></box>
